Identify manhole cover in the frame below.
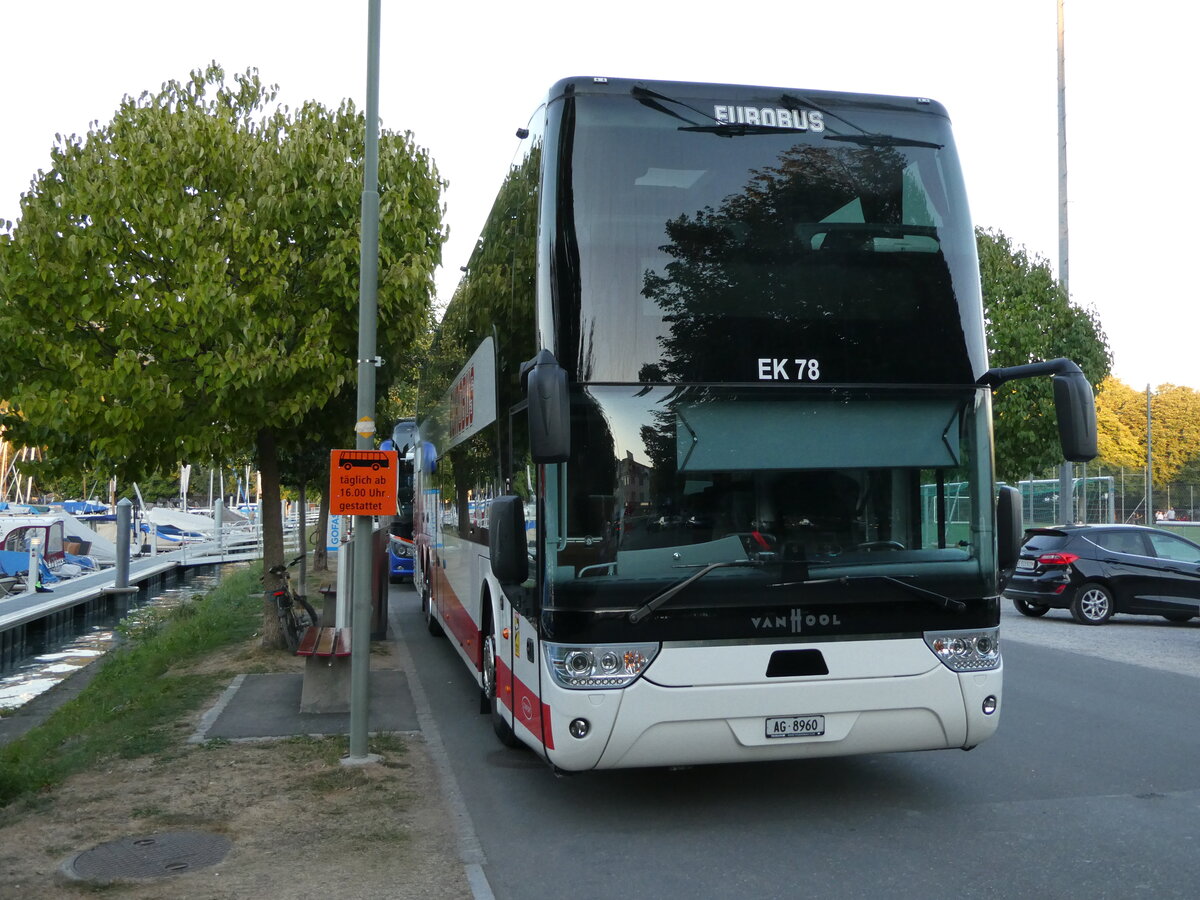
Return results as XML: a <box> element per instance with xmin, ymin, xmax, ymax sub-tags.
<box><xmin>63</xmin><ymin>831</ymin><xmax>232</xmax><ymax>882</ymax></box>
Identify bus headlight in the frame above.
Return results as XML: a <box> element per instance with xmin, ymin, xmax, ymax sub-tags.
<box><xmin>545</xmin><ymin>642</ymin><xmax>660</xmax><ymax>689</ymax></box>
<box><xmin>923</xmin><ymin>628</ymin><xmax>1001</xmax><ymax>672</ymax></box>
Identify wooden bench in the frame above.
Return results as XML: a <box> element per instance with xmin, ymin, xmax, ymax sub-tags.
<box><xmin>296</xmin><ymin>626</ymin><xmax>351</xmax><ymax>660</ymax></box>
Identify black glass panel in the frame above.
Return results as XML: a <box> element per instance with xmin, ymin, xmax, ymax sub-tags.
<box><xmin>552</xmin><ymin>92</ymin><xmax>985</xmax><ymax>385</ymax></box>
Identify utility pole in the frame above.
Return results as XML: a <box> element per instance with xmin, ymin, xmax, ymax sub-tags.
<box><xmin>346</xmin><ymin>0</ymin><xmax>382</xmax><ymax>765</ymax></box>
<box><xmin>1057</xmin><ymin>0</ymin><xmax>1069</xmax><ymax>289</ymax></box>
<box><xmin>1146</xmin><ymin>385</ymin><xmax>1154</xmax><ymax>524</ymax></box>
<box><xmin>1056</xmin><ymin>0</ymin><xmax>1074</xmax><ymax>523</ymax></box>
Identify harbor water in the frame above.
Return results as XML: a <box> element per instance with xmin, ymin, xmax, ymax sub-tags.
<box><xmin>0</xmin><ymin>564</ymin><xmax>244</xmax><ymax>713</ymax></box>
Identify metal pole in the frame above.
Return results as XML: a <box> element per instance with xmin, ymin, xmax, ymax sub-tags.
<box><xmin>115</xmin><ymin>498</ymin><xmax>132</xmax><ymax>589</ymax></box>
<box><xmin>1146</xmin><ymin>385</ymin><xmax>1154</xmax><ymax>524</ymax></box>
<box><xmin>1056</xmin><ymin>1</ymin><xmax>1074</xmax><ymax>524</ymax></box>
<box><xmin>348</xmin><ymin>0</ymin><xmax>382</xmax><ymax>764</ymax></box>
<box><xmin>24</xmin><ymin>536</ymin><xmax>41</xmax><ymax>596</ymax></box>
<box><xmin>214</xmin><ymin>498</ymin><xmax>225</xmax><ymax>563</ymax></box>
<box><xmin>1057</xmin><ymin>0</ymin><xmax>1069</xmax><ymax>289</ymax></box>
<box><xmin>1120</xmin><ymin>468</ymin><xmax>1125</xmax><ymax>523</ymax></box>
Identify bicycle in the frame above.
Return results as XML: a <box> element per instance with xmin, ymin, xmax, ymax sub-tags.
<box><xmin>266</xmin><ymin>554</ymin><xmax>320</xmax><ymax>652</ymax></box>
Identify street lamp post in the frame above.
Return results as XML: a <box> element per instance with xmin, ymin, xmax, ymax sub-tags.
<box><xmin>347</xmin><ymin>0</ymin><xmax>383</xmax><ymax>765</ymax></box>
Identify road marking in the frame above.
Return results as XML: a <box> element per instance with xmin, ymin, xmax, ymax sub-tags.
<box><xmin>390</xmin><ymin>589</ymin><xmax>495</xmax><ymax>900</ymax></box>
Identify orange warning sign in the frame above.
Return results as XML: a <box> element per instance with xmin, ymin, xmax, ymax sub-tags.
<box><xmin>329</xmin><ymin>449</ymin><xmax>398</xmax><ymax>516</ymax></box>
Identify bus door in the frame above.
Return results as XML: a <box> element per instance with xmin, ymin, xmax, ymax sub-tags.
<box><xmin>491</xmin><ymin>566</ymin><xmax>516</xmax><ymax>736</ymax></box>
<box><xmin>498</xmin><ymin>409</ymin><xmax>545</xmax><ymax>749</ymax></box>
<box><xmin>505</xmin><ymin>565</ymin><xmax>544</xmax><ymax>748</ymax></box>
<box><xmin>487</xmin><ymin>540</ymin><xmax>545</xmax><ymax>748</ymax></box>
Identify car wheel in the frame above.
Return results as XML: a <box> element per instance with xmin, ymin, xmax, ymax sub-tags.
<box><xmin>1012</xmin><ymin>597</ymin><xmax>1051</xmax><ymax>618</ymax></box>
<box><xmin>1071</xmin><ymin>582</ymin><xmax>1114</xmax><ymax>625</ymax></box>
<box><xmin>1162</xmin><ymin>613</ymin><xmax>1194</xmax><ymax>623</ymax></box>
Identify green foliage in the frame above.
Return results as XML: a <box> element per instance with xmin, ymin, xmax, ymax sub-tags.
<box><xmin>1097</xmin><ymin>376</ymin><xmax>1200</xmax><ymax>485</ymax></box>
<box><xmin>978</xmin><ymin>228</ymin><xmax>1111</xmax><ymax>482</ymax></box>
<box><xmin>1142</xmin><ymin>384</ymin><xmax>1200</xmax><ymax>486</ymax></box>
<box><xmin>0</xmin><ymin>566</ymin><xmax>262</xmax><ymax>808</ymax></box>
<box><xmin>432</xmin><ymin>142</ymin><xmax>539</xmax><ymax>409</ymax></box>
<box><xmin>420</xmin><ymin>143</ymin><xmax>540</xmax><ymax>495</ymax></box>
<box><xmin>0</xmin><ymin>62</ymin><xmax>444</xmax><ymax>492</ymax></box>
<box><xmin>1095</xmin><ymin>376</ymin><xmax>1148</xmax><ymax>470</ymax></box>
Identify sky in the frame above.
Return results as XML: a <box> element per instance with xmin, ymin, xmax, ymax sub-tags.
<box><xmin>2</xmin><ymin>0</ymin><xmax>1196</xmax><ymax>390</ymax></box>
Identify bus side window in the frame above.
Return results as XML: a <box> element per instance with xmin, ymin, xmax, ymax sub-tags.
<box><xmin>506</xmin><ymin>404</ymin><xmax>539</xmax><ymax>617</ymax></box>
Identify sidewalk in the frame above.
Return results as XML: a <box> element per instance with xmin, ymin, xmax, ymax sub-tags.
<box><xmin>189</xmin><ymin>666</ymin><xmax>418</xmax><ymax>742</ymax></box>
<box><xmin>0</xmin><ymin>580</ymin><xmax>419</xmax><ymax>748</ymax></box>
<box><xmin>1</xmin><ymin>583</ymin><xmax>478</xmax><ymax>900</ymax></box>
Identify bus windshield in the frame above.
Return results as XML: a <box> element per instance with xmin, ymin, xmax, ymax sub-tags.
<box><xmin>545</xmin><ymin>385</ymin><xmax>990</xmax><ymax>608</ymax></box>
<box><xmin>556</xmin><ymin>90</ymin><xmax>985</xmax><ymax>385</ymax></box>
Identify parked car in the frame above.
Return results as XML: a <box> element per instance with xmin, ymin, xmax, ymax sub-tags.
<box><xmin>1004</xmin><ymin>524</ymin><xmax>1200</xmax><ymax>625</ymax></box>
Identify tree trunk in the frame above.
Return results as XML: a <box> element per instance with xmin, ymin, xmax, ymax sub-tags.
<box><xmin>297</xmin><ymin>477</ymin><xmax>308</xmax><ymax>593</ymax></box>
<box><xmin>314</xmin><ymin>455</ymin><xmax>331</xmax><ymax>571</ymax></box>
<box><xmin>257</xmin><ymin>427</ymin><xmax>287</xmax><ymax>649</ymax></box>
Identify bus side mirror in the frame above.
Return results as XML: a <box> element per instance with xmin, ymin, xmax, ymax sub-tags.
<box><xmin>522</xmin><ymin>350</ymin><xmax>570</xmax><ymax>463</ymax></box>
<box><xmin>979</xmin><ymin>358</ymin><xmax>1098</xmax><ymax>463</ymax></box>
<box><xmin>997</xmin><ymin>485</ymin><xmax>1023</xmax><ymax>578</ymax></box>
<box><xmin>489</xmin><ymin>495</ymin><xmax>528</xmax><ymax>585</ymax></box>
<box><xmin>1052</xmin><ymin>370</ymin><xmax>1098</xmax><ymax>462</ymax></box>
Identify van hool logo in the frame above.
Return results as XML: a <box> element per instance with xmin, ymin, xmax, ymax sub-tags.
<box><xmin>751</xmin><ymin>608</ymin><xmax>842</xmax><ymax>633</ymax></box>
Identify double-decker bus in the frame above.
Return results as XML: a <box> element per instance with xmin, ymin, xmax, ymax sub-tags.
<box><xmin>383</xmin><ymin>419</ymin><xmax>418</xmax><ymax>582</ymax></box>
<box><xmin>413</xmin><ymin>77</ymin><xmax>1096</xmax><ymax>772</ymax></box>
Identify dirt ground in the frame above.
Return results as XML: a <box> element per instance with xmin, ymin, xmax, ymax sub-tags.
<box><xmin>0</xmin><ymin>639</ymin><xmax>473</xmax><ymax>900</ymax></box>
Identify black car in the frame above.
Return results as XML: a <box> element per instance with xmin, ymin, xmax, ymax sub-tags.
<box><xmin>1004</xmin><ymin>524</ymin><xmax>1200</xmax><ymax>625</ymax></box>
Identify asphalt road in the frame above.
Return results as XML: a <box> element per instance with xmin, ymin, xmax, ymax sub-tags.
<box><xmin>392</xmin><ymin>585</ymin><xmax>1200</xmax><ymax>900</ymax></box>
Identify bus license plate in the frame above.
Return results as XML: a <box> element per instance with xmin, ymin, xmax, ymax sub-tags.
<box><xmin>765</xmin><ymin>715</ymin><xmax>826</xmax><ymax>739</ymax></box>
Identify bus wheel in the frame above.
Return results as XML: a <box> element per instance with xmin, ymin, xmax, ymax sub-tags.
<box><xmin>422</xmin><ymin>584</ymin><xmax>443</xmax><ymax>637</ymax></box>
<box><xmin>482</xmin><ymin>625</ymin><xmax>521</xmax><ymax>748</ymax></box>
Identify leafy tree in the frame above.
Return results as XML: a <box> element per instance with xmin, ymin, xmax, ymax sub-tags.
<box><xmin>1094</xmin><ymin>376</ymin><xmax>1146</xmax><ymax>470</ymax></box>
<box><xmin>978</xmin><ymin>228</ymin><xmax>1111</xmax><ymax>482</ymax></box>
<box><xmin>1145</xmin><ymin>385</ymin><xmax>1200</xmax><ymax>487</ymax></box>
<box><xmin>0</xmin><ymin>64</ymin><xmax>444</xmax><ymax>643</ymax></box>
<box><xmin>1097</xmin><ymin>377</ymin><xmax>1200</xmax><ymax>486</ymax></box>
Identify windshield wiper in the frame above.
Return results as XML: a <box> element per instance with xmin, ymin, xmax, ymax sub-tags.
<box><xmin>824</xmin><ymin>134</ymin><xmax>943</xmax><ymax>150</ymax></box>
<box><xmin>629</xmin><ymin>559</ymin><xmax>762</xmax><ymax>624</ymax></box>
<box><xmin>679</xmin><ymin>123</ymin><xmax>811</xmax><ymax>138</ymax></box>
<box><xmin>771</xmin><ymin>572</ymin><xmax>966</xmax><ymax>613</ymax></box>
<box><xmin>631</xmin><ymin>85</ymin><xmax>714</xmax><ymax>127</ymax></box>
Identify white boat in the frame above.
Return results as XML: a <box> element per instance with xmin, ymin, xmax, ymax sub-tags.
<box><xmin>0</xmin><ymin>514</ymin><xmax>108</xmax><ymax>593</ymax></box>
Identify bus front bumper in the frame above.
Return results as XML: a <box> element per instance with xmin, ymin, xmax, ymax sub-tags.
<box><xmin>539</xmin><ymin>657</ymin><xmax>1002</xmax><ymax>772</ymax></box>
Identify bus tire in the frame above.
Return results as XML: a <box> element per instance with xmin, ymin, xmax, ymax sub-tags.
<box><xmin>482</xmin><ymin>624</ymin><xmax>521</xmax><ymax>748</ymax></box>
<box><xmin>422</xmin><ymin>584</ymin><xmax>443</xmax><ymax>637</ymax></box>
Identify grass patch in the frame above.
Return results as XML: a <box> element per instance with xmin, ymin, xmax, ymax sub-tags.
<box><xmin>0</xmin><ymin>566</ymin><xmax>263</xmax><ymax>808</ymax></box>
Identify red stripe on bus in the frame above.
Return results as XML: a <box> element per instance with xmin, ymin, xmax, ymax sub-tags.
<box><xmin>541</xmin><ymin>701</ymin><xmax>555</xmax><ymax>750</ymax></box>
<box><xmin>496</xmin><ymin>649</ymin><xmax>513</xmax><ymax>704</ymax></box>
<box><xmin>433</xmin><ymin>563</ymin><xmax>481</xmax><ymax>671</ymax></box>
<box><xmin>496</xmin><ymin>657</ymin><xmax>554</xmax><ymax>750</ymax></box>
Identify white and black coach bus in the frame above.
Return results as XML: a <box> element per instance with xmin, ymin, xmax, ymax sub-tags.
<box><xmin>412</xmin><ymin>76</ymin><xmax>1096</xmax><ymax>772</ymax></box>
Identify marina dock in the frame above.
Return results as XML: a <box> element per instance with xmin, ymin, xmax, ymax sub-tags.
<box><xmin>0</xmin><ymin>532</ymin><xmax>280</xmax><ymax>673</ymax></box>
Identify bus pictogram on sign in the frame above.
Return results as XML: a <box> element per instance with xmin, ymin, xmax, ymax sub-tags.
<box><xmin>329</xmin><ymin>449</ymin><xmax>397</xmax><ymax>516</ymax></box>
